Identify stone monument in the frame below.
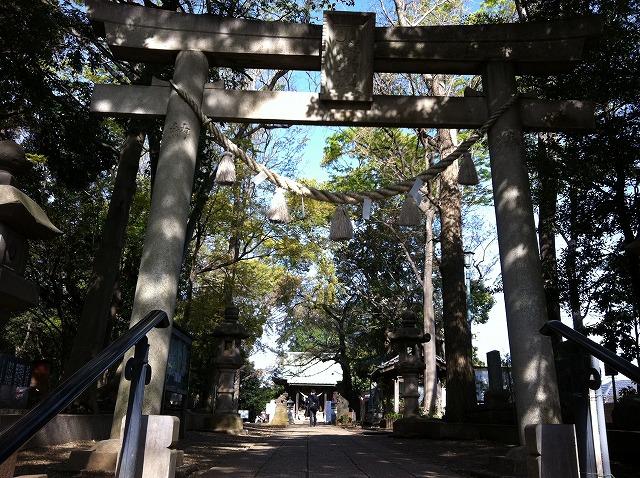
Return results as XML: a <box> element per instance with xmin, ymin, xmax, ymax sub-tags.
<box><xmin>484</xmin><ymin>350</ymin><xmax>510</xmax><ymax>408</ymax></box>
<box><xmin>66</xmin><ymin>415</ymin><xmax>182</xmax><ymax>477</ymax></box>
<box><xmin>210</xmin><ymin>306</ymin><xmax>249</xmax><ymax>433</ymax></box>
<box><xmin>334</xmin><ymin>392</ymin><xmax>351</xmax><ymax>424</ymax></box>
<box><xmin>525</xmin><ymin>424</ymin><xmax>580</xmax><ymax>478</ymax></box>
<box><xmin>270</xmin><ymin>393</ymin><xmax>290</xmax><ymax>426</ymax></box>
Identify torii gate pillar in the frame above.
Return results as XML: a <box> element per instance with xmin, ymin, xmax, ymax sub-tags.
<box><xmin>483</xmin><ymin>61</ymin><xmax>562</xmax><ymax>441</ymax></box>
<box><xmin>111</xmin><ymin>50</ymin><xmax>209</xmax><ymax>437</ymax></box>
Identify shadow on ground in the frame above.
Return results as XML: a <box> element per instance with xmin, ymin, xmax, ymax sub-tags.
<box><xmin>14</xmin><ymin>424</ymin><xmax>640</xmax><ymax>478</ymax></box>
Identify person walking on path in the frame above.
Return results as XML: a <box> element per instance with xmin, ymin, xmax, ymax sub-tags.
<box><xmin>307</xmin><ymin>390</ymin><xmax>319</xmax><ymax>427</ymax></box>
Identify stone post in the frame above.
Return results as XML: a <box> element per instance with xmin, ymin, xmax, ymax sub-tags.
<box><xmin>487</xmin><ymin>350</ymin><xmax>504</xmax><ymax>393</ymax></box>
<box><xmin>111</xmin><ymin>50</ymin><xmax>209</xmax><ymax>437</ymax></box>
<box><xmin>483</xmin><ymin>61</ymin><xmax>561</xmax><ymax>442</ymax></box>
<box><xmin>393</xmin><ymin>378</ymin><xmax>400</xmax><ymax>414</ymax></box>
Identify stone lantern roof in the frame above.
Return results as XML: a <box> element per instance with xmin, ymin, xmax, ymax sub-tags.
<box><xmin>0</xmin><ymin>140</ymin><xmax>29</xmax><ymax>175</ymax></box>
<box><xmin>387</xmin><ymin>310</ymin><xmax>431</xmax><ymax>345</ymax></box>
<box><xmin>211</xmin><ymin>306</ymin><xmax>250</xmax><ymax>340</ymax></box>
<box><xmin>0</xmin><ymin>140</ymin><xmax>61</xmax><ymax>239</ymax></box>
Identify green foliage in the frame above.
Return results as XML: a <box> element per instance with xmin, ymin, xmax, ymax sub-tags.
<box><xmin>336</xmin><ymin>415</ymin><xmax>353</xmax><ymax>424</ymax></box>
<box><xmin>468</xmin><ymin>0</ymin><xmax>517</xmax><ymax>23</ymax></box>
<box><xmin>619</xmin><ymin>387</ymin><xmax>639</xmax><ymax>399</ymax></box>
<box><xmin>521</xmin><ymin>0</ymin><xmax>640</xmax><ymax>361</ymax></box>
<box><xmin>469</xmin><ymin>279</ymin><xmax>495</xmax><ymax>325</ymax></box>
<box><xmin>1</xmin><ymin>0</ymin><xmax>117</xmax><ymax>187</ymax></box>
<box><xmin>384</xmin><ymin>411</ymin><xmax>402</xmax><ymax>421</ymax></box>
<box><xmin>285</xmin><ymin>84</ymin><xmax>498</xmax><ymax>408</ymax></box>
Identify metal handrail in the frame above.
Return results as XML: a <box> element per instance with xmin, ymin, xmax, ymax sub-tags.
<box><xmin>0</xmin><ymin>309</ymin><xmax>169</xmax><ymax>463</ymax></box>
<box><xmin>540</xmin><ymin>320</ymin><xmax>640</xmax><ymax>383</ymax></box>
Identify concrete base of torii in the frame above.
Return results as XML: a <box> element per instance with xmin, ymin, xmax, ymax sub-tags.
<box><xmin>60</xmin><ymin>415</ymin><xmax>182</xmax><ymax>477</ymax></box>
<box><xmin>392</xmin><ymin>416</ymin><xmax>432</xmax><ymax>438</ymax></box>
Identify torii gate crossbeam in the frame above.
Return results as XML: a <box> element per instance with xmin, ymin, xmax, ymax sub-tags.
<box><xmin>88</xmin><ymin>0</ymin><xmax>600</xmax><ymax>75</ymax></box>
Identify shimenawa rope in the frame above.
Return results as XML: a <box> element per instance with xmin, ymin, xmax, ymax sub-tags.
<box><xmin>169</xmin><ymin>80</ymin><xmax>517</xmax><ymax>205</ymax></box>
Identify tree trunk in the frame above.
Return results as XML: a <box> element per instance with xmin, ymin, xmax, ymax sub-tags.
<box><xmin>440</xmin><ymin>136</ymin><xmax>475</xmax><ymax>422</ymax></box>
<box><xmin>337</xmin><ymin>318</ymin><xmax>358</xmax><ymax>418</ymax></box>
<box><xmin>433</xmin><ymin>77</ymin><xmax>475</xmax><ymax>423</ymax></box>
<box><xmin>566</xmin><ymin>184</ymin><xmax>583</xmax><ymax>331</ymax></box>
<box><xmin>422</xmin><ymin>204</ymin><xmax>439</xmax><ymax>416</ymax></box>
<box><xmin>64</xmin><ymin>128</ymin><xmax>144</xmax><ymax>382</ymax></box>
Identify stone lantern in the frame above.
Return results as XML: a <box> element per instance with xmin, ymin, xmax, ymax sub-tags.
<box><xmin>211</xmin><ymin>305</ymin><xmax>249</xmax><ymax>433</ymax></box>
<box><xmin>0</xmin><ymin>140</ymin><xmax>60</xmax><ymax>325</ymax></box>
<box><xmin>387</xmin><ymin>310</ymin><xmax>430</xmax><ymax>418</ymax></box>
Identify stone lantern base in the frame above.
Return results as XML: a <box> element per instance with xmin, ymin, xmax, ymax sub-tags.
<box><xmin>392</xmin><ymin>415</ymin><xmax>432</xmax><ymax>437</ymax></box>
<box><xmin>209</xmin><ymin>412</ymin><xmax>243</xmax><ymax>434</ymax></box>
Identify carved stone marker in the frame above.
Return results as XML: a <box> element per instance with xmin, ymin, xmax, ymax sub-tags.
<box><xmin>487</xmin><ymin>350</ymin><xmax>504</xmax><ymax>392</ymax></box>
<box><xmin>320</xmin><ymin>11</ymin><xmax>374</xmax><ymax>104</ymax></box>
<box><xmin>485</xmin><ymin>350</ymin><xmax>511</xmax><ymax>409</ymax></box>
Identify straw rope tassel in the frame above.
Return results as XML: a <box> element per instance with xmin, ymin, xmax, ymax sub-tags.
<box><xmin>329</xmin><ymin>206</ymin><xmax>353</xmax><ymax>241</ymax></box>
<box><xmin>458</xmin><ymin>151</ymin><xmax>479</xmax><ymax>186</ymax></box>
<box><xmin>398</xmin><ymin>195</ymin><xmax>422</xmax><ymax>226</ymax></box>
<box><xmin>267</xmin><ymin>188</ymin><xmax>291</xmax><ymax>224</ymax></box>
<box><xmin>215</xmin><ymin>151</ymin><xmax>236</xmax><ymax>185</ymax></box>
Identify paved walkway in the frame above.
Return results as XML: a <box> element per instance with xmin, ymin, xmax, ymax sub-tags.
<box><xmin>13</xmin><ymin>423</ymin><xmax>640</xmax><ymax>477</ymax></box>
<box><xmin>179</xmin><ymin>425</ymin><xmax>501</xmax><ymax>477</ymax></box>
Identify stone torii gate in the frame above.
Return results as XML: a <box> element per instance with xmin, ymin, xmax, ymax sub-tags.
<box><xmin>86</xmin><ymin>0</ymin><xmax>600</xmax><ymax>442</ymax></box>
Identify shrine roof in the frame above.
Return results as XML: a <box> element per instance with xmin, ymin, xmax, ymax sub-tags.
<box><xmin>275</xmin><ymin>352</ymin><xmax>343</xmax><ymax>386</ymax></box>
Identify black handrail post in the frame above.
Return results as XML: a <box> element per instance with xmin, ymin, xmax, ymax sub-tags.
<box><xmin>540</xmin><ymin>319</ymin><xmax>632</xmax><ymax>478</ymax></box>
<box><xmin>541</xmin><ymin>320</ymin><xmax>640</xmax><ymax>382</ymax></box>
<box><xmin>116</xmin><ymin>336</ymin><xmax>150</xmax><ymax>478</ymax></box>
<box><xmin>0</xmin><ymin>310</ymin><xmax>167</xmax><ymax>466</ymax></box>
